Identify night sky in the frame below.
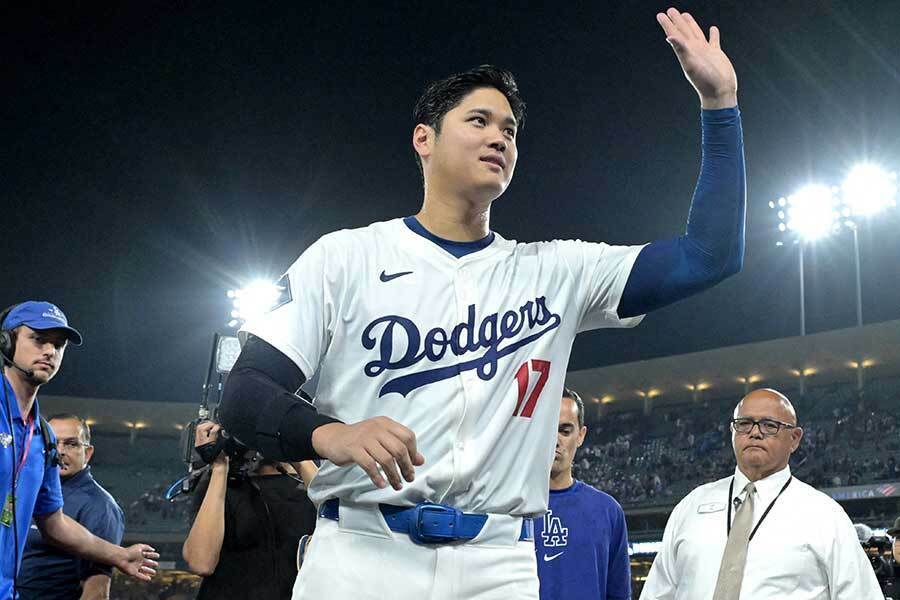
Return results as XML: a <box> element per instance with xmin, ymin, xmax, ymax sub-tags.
<box><xmin>6</xmin><ymin>2</ymin><xmax>900</xmax><ymax>404</ymax></box>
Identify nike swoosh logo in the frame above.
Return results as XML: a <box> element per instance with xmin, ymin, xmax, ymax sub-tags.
<box><xmin>543</xmin><ymin>551</ymin><xmax>564</xmax><ymax>562</ymax></box>
<box><xmin>380</xmin><ymin>270</ymin><xmax>413</xmax><ymax>282</ymax></box>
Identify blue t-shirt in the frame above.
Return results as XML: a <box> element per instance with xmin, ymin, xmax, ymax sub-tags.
<box><xmin>17</xmin><ymin>466</ymin><xmax>125</xmax><ymax>599</ymax></box>
<box><xmin>0</xmin><ymin>377</ymin><xmax>64</xmax><ymax>599</ymax></box>
<box><xmin>534</xmin><ymin>480</ymin><xmax>631</xmax><ymax>600</ymax></box>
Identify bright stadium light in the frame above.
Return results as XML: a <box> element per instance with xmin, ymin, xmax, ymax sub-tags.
<box><xmin>784</xmin><ymin>184</ymin><xmax>840</xmax><ymax>241</ymax></box>
<box><xmin>227</xmin><ymin>279</ymin><xmax>283</xmax><ymax>327</ymax></box>
<box><xmin>841</xmin><ymin>163</ymin><xmax>897</xmax><ymax>218</ymax></box>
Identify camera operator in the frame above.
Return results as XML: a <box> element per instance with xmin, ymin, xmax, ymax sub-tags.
<box><xmin>182</xmin><ymin>421</ymin><xmax>317</xmax><ymax>599</ymax></box>
<box><xmin>858</xmin><ymin>522</ymin><xmax>898</xmax><ymax>599</ymax></box>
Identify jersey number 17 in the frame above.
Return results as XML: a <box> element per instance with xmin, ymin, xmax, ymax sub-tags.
<box><xmin>512</xmin><ymin>359</ymin><xmax>551</xmax><ymax>418</ymax></box>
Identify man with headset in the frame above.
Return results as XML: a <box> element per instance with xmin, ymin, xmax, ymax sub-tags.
<box><xmin>0</xmin><ymin>301</ymin><xmax>158</xmax><ymax>599</ymax></box>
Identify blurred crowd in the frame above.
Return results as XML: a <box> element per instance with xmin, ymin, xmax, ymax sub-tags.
<box><xmin>575</xmin><ymin>378</ymin><xmax>900</xmax><ymax>506</ymax></box>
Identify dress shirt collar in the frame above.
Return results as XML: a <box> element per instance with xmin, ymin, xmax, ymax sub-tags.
<box><xmin>733</xmin><ymin>464</ymin><xmax>791</xmax><ymax>506</ymax></box>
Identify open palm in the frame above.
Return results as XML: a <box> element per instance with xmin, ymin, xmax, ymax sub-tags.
<box><xmin>657</xmin><ymin>8</ymin><xmax>737</xmax><ymax>107</ymax></box>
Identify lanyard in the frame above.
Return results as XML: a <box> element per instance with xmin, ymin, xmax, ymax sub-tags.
<box><xmin>726</xmin><ymin>475</ymin><xmax>792</xmax><ymax>541</ymax></box>
<box><xmin>13</xmin><ymin>413</ymin><xmax>36</xmax><ymax>491</ymax></box>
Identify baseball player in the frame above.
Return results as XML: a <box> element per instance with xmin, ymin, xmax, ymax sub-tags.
<box><xmin>219</xmin><ymin>8</ymin><xmax>745</xmax><ymax>599</ymax></box>
<box><xmin>534</xmin><ymin>389</ymin><xmax>631</xmax><ymax>600</ymax></box>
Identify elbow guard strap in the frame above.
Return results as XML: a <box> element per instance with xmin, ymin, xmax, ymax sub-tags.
<box><xmin>220</xmin><ymin>367</ymin><xmax>340</xmax><ymax>462</ymax></box>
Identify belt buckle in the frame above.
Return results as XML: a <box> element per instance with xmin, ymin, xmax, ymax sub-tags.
<box><xmin>408</xmin><ymin>502</ymin><xmax>461</xmax><ymax>544</ymax></box>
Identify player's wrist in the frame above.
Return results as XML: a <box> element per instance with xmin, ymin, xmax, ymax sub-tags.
<box><xmin>700</xmin><ymin>91</ymin><xmax>737</xmax><ymax>110</ymax></box>
<box><xmin>311</xmin><ymin>422</ymin><xmax>345</xmax><ymax>459</ymax></box>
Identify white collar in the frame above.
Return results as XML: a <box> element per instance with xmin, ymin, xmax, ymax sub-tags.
<box><xmin>733</xmin><ymin>464</ymin><xmax>792</xmax><ymax>506</ymax></box>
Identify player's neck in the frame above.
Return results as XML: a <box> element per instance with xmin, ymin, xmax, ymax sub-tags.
<box><xmin>549</xmin><ymin>469</ymin><xmax>575</xmax><ymax>491</ymax></box>
<box><xmin>417</xmin><ymin>187</ymin><xmax>491</xmax><ymax>242</ymax></box>
<box><xmin>3</xmin><ymin>366</ymin><xmax>38</xmax><ymax>420</ymax></box>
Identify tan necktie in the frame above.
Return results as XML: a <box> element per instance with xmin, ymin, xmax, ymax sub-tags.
<box><xmin>712</xmin><ymin>482</ymin><xmax>756</xmax><ymax>600</ymax></box>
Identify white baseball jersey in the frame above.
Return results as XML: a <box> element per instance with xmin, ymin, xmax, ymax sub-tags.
<box><xmin>241</xmin><ymin>217</ymin><xmax>644</xmax><ymax>517</ymax></box>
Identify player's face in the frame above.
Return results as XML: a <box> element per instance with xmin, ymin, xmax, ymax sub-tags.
<box><xmin>49</xmin><ymin>418</ymin><xmax>93</xmax><ymax>479</ymax></box>
<box><xmin>731</xmin><ymin>393</ymin><xmax>802</xmax><ymax>480</ymax></box>
<box><xmin>551</xmin><ymin>397</ymin><xmax>586</xmax><ymax>478</ymax></box>
<box><xmin>12</xmin><ymin>326</ymin><xmax>67</xmax><ymax>385</ymax></box>
<box><xmin>427</xmin><ymin>87</ymin><xmax>518</xmax><ymax>202</ymax></box>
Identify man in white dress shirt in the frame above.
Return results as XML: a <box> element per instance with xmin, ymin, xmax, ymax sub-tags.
<box><xmin>640</xmin><ymin>388</ymin><xmax>882</xmax><ymax>600</ymax></box>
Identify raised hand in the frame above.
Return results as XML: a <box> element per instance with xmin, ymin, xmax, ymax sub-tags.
<box><xmin>657</xmin><ymin>7</ymin><xmax>737</xmax><ymax>109</ymax></box>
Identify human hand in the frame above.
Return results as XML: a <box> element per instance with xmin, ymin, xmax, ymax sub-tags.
<box><xmin>656</xmin><ymin>7</ymin><xmax>737</xmax><ymax>108</ymax></box>
<box><xmin>115</xmin><ymin>543</ymin><xmax>159</xmax><ymax>582</ymax></box>
<box><xmin>194</xmin><ymin>421</ymin><xmax>228</xmax><ymax>468</ymax></box>
<box><xmin>311</xmin><ymin>418</ymin><xmax>425</xmax><ymax>490</ymax></box>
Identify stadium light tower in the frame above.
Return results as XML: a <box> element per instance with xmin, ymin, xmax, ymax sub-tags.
<box><xmin>770</xmin><ymin>184</ymin><xmax>840</xmax><ymax>336</ymax></box>
<box><xmin>840</xmin><ymin>163</ymin><xmax>898</xmax><ymax>328</ymax></box>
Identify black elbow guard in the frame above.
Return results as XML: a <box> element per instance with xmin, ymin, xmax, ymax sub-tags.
<box><xmin>219</xmin><ymin>367</ymin><xmax>340</xmax><ymax>461</ymax></box>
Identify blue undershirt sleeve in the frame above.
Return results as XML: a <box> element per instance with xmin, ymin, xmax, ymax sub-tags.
<box><xmin>618</xmin><ymin>106</ymin><xmax>746</xmax><ymax>318</ymax></box>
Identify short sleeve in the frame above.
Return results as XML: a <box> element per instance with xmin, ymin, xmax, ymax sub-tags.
<box><xmin>553</xmin><ymin>240</ymin><xmax>646</xmax><ymax>332</ymax></box>
<box><xmin>239</xmin><ymin>236</ymin><xmax>339</xmax><ymax>379</ymax></box>
<box><xmin>32</xmin><ymin>433</ymin><xmax>63</xmax><ymax>516</ymax></box>
<box><xmin>77</xmin><ymin>499</ymin><xmax>125</xmax><ymax>579</ymax></box>
<box><xmin>824</xmin><ymin>502</ymin><xmax>883</xmax><ymax>598</ymax></box>
<box><xmin>640</xmin><ymin>493</ymin><xmax>691</xmax><ymax>599</ymax></box>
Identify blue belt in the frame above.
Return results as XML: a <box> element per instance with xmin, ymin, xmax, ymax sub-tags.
<box><xmin>319</xmin><ymin>498</ymin><xmax>534</xmax><ymax>545</ymax></box>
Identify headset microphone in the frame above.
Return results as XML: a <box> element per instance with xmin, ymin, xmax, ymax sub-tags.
<box><xmin>1</xmin><ymin>354</ymin><xmax>34</xmax><ymax>379</ymax></box>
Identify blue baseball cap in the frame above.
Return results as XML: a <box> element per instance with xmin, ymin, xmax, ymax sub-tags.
<box><xmin>2</xmin><ymin>301</ymin><xmax>83</xmax><ymax>346</ymax></box>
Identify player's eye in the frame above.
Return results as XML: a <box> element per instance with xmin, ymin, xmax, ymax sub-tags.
<box><xmin>470</xmin><ymin>116</ymin><xmax>486</xmax><ymax>126</ymax></box>
<box><xmin>504</xmin><ymin>127</ymin><xmax>516</xmax><ymax>138</ymax></box>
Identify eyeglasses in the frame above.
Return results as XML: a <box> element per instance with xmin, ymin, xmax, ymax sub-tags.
<box><xmin>730</xmin><ymin>417</ymin><xmax>796</xmax><ymax>436</ymax></box>
<box><xmin>56</xmin><ymin>439</ymin><xmax>89</xmax><ymax>450</ymax></box>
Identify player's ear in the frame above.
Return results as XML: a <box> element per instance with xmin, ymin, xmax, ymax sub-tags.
<box><xmin>412</xmin><ymin>124</ymin><xmax>434</xmax><ymax>161</ymax></box>
<box><xmin>577</xmin><ymin>426</ymin><xmax>587</xmax><ymax>448</ymax></box>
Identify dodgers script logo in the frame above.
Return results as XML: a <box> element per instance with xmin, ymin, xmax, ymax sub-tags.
<box><xmin>362</xmin><ymin>296</ymin><xmax>561</xmax><ymax>397</ymax></box>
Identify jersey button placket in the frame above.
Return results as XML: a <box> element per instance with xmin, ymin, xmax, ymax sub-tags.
<box><xmin>447</xmin><ymin>267</ymin><xmax>472</xmax><ymax>492</ymax></box>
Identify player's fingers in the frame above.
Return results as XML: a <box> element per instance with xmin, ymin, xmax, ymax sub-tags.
<box><xmin>386</xmin><ymin>421</ymin><xmax>421</xmax><ymax>475</ymax></box>
<box><xmin>681</xmin><ymin>12</ymin><xmax>705</xmax><ymax>40</ymax></box>
<box><xmin>709</xmin><ymin>26</ymin><xmax>721</xmax><ymax>49</ymax></box>
<box><xmin>414</xmin><ymin>451</ymin><xmax>425</xmax><ymax>466</ymax></box>
<box><xmin>381</xmin><ymin>435</ymin><xmax>416</xmax><ymax>482</ymax></box>
<box><xmin>355</xmin><ymin>451</ymin><xmax>388</xmax><ymax>489</ymax></box>
<box><xmin>666</xmin><ymin>7</ymin><xmax>693</xmax><ymax>40</ymax></box>
<box><xmin>369</xmin><ymin>444</ymin><xmax>404</xmax><ymax>491</ymax></box>
<box><xmin>655</xmin><ymin>12</ymin><xmax>677</xmax><ymax>39</ymax></box>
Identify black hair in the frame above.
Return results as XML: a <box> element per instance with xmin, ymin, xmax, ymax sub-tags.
<box><xmin>412</xmin><ymin>65</ymin><xmax>526</xmax><ymax>176</ymax></box>
<box><xmin>562</xmin><ymin>387</ymin><xmax>585</xmax><ymax>429</ymax></box>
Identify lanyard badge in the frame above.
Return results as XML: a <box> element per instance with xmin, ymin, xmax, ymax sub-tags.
<box><xmin>0</xmin><ymin>493</ymin><xmax>13</xmax><ymax>527</ymax></box>
<box><xmin>1</xmin><ymin>415</ymin><xmax>36</xmax><ymax>528</ymax></box>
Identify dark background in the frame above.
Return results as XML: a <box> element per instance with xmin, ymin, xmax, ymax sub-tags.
<box><xmin>5</xmin><ymin>1</ymin><xmax>900</xmax><ymax>403</ymax></box>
